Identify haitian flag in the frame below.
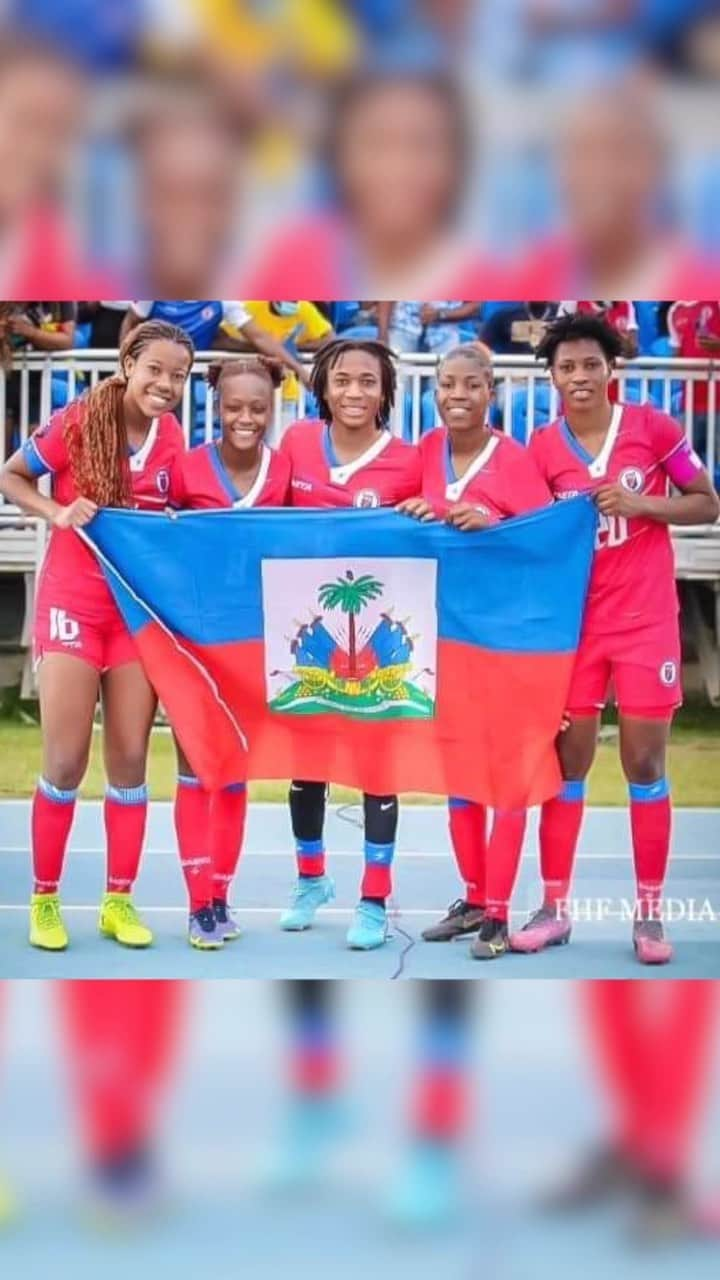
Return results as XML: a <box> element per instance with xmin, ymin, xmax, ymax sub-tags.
<box><xmin>83</xmin><ymin>499</ymin><xmax>596</xmax><ymax>808</ymax></box>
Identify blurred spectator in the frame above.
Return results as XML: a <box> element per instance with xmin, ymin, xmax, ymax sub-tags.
<box><xmin>77</xmin><ymin>302</ymin><xmax>129</xmax><ymax>349</ymax></box>
<box><xmin>120</xmin><ymin>300</ymin><xmax>311</xmax><ymax>384</ymax></box>
<box><xmin>241</xmin><ymin>67</ymin><xmax>504</xmax><ymax>298</ymax></box>
<box><xmin>667</xmin><ymin>299</ymin><xmax>720</xmax><ymax>460</ymax></box>
<box><xmin>2</xmin><ymin>303</ymin><xmax>76</xmax><ymax>456</ymax></box>
<box><xmin>559</xmin><ymin>299</ymin><xmax>639</xmax><ymax>355</ymax></box>
<box><xmin>0</xmin><ymin>38</ymin><xmax>91</xmax><ymax>295</ymax></box>
<box><xmin>127</xmin><ymin>92</ymin><xmax>248</xmax><ymax>297</ymax></box>
<box><xmin>481</xmin><ymin>301</ymin><xmax>559</xmax><ymax>353</ymax></box>
<box><xmin>515</xmin><ymin>83</ymin><xmax>720</xmax><ymax>297</ymax></box>
<box><xmin>377</xmin><ymin>301</ymin><xmax>481</xmax><ymax>353</ymax></box>
<box><xmin>231</xmin><ymin>301</ymin><xmax>334</xmax><ymax>418</ymax></box>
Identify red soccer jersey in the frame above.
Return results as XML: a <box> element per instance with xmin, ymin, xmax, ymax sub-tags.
<box><xmin>176</xmin><ymin>441</ymin><xmax>291</xmax><ymax>509</ymax></box>
<box><xmin>571</xmin><ymin>300</ymin><xmax>638</xmax><ymax>335</ymax></box>
<box><xmin>280</xmin><ymin>419</ymin><xmax>421</xmax><ymax>508</ymax></box>
<box><xmin>667</xmin><ymin>301</ymin><xmax>720</xmax><ymax>413</ymax></box>
<box><xmin>23</xmin><ymin>404</ymin><xmax>185</xmax><ymax>606</ymax></box>
<box><xmin>529</xmin><ymin>402</ymin><xmax>705</xmax><ymax>635</ymax></box>
<box><xmin>419</xmin><ymin>427</ymin><xmax>552</xmax><ymax>522</ymax></box>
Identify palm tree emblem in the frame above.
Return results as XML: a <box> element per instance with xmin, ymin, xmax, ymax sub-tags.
<box><xmin>317</xmin><ymin>570</ymin><xmax>383</xmax><ymax>677</ymax></box>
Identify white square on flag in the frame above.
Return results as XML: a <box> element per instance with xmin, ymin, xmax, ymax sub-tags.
<box><xmin>261</xmin><ymin>557</ymin><xmax>438</xmax><ymax>720</ymax></box>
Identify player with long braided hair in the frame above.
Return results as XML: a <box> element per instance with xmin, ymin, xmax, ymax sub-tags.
<box><xmin>278</xmin><ymin>338</ymin><xmax>421</xmax><ymax>950</ymax></box>
<box><xmin>0</xmin><ymin>320</ymin><xmax>194</xmax><ymax>953</ymax></box>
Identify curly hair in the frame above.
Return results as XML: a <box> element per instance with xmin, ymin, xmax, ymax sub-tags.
<box><xmin>206</xmin><ymin>356</ymin><xmax>283</xmax><ymax>394</ymax></box>
<box><xmin>310</xmin><ymin>338</ymin><xmax>396</xmax><ymax>429</ymax></box>
<box><xmin>65</xmin><ymin>320</ymin><xmax>194</xmax><ymax>507</ymax></box>
<box><xmin>535</xmin><ymin>313</ymin><xmax>625</xmax><ymax>366</ymax></box>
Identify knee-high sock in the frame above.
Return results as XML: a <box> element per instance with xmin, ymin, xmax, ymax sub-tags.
<box><xmin>484</xmin><ymin>809</ymin><xmax>528</xmax><ymax>923</ymax></box>
<box><xmin>211</xmin><ymin>783</ymin><xmax>248</xmax><ymax>903</ymax></box>
<box><xmin>448</xmin><ymin>799</ymin><xmax>486</xmax><ymax>907</ymax></box>
<box><xmin>629</xmin><ymin>779</ymin><xmax>672</xmax><ymax>921</ymax></box>
<box><xmin>360</xmin><ymin>793</ymin><xmax>398</xmax><ymax>901</ymax></box>
<box><xmin>289</xmin><ymin>781</ymin><xmax>327</xmax><ymax>877</ymax></box>
<box><xmin>32</xmin><ymin>777</ymin><xmax>78</xmax><ymax>895</ymax></box>
<box><xmin>173</xmin><ymin>776</ymin><xmax>214</xmax><ymax>912</ymax></box>
<box><xmin>105</xmin><ymin>784</ymin><xmax>148</xmax><ymax>894</ymax></box>
<box><xmin>539</xmin><ymin>780</ymin><xmax>586</xmax><ymax>909</ymax></box>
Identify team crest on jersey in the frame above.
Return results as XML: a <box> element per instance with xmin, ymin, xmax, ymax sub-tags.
<box><xmin>659</xmin><ymin>660</ymin><xmax>677</xmax><ymax>687</ymax></box>
<box><xmin>353</xmin><ymin>489</ymin><xmax>381</xmax><ymax>509</ymax></box>
<box><xmin>619</xmin><ymin>467</ymin><xmax>644</xmax><ymax>493</ymax></box>
<box><xmin>262</xmin><ymin>557</ymin><xmax>437</xmax><ymax>720</ymax></box>
<box><xmin>156</xmin><ymin>469</ymin><xmax>170</xmax><ymax>496</ymax></box>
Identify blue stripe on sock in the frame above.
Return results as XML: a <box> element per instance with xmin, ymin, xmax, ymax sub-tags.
<box><xmin>629</xmin><ymin>778</ymin><xmax>670</xmax><ymax>803</ymax></box>
<box><xmin>420</xmin><ymin>1017</ymin><xmax>469</xmax><ymax>1068</ymax></box>
<box><xmin>106</xmin><ymin>783</ymin><xmax>148</xmax><ymax>806</ymax></box>
<box><xmin>224</xmin><ymin>782</ymin><xmax>247</xmax><ymax>794</ymax></box>
<box><xmin>177</xmin><ymin>775</ymin><xmax>201</xmax><ymax>789</ymax></box>
<box><xmin>560</xmin><ymin>780</ymin><xmax>586</xmax><ymax>802</ymax></box>
<box><xmin>448</xmin><ymin>796</ymin><xmax>470</xmax><ymax>810</ymax></box>
<box><xmin>38</xmin><ymin>777</ymin><xmax>77</xmax><ymax>805</ymax></box>
<box><xmin>296</xmin><ymin>838</ymin><xmax>324</xmax><ymax>855</ymax></box>
<box><xmin>364</xmin><ymin>840</ymin><xmax>395</xmax><ymax>866</ymax></box>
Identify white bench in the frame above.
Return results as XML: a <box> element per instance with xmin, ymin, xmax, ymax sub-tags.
<box><xmin>673</xmin><ymin>525</ymin><xmax>720</xmax><ymax>705</ymax></box>
<box><xmin>0</xmin><ymin>510</ymin><xmax>44</xmax><ymax>696</ymax></box>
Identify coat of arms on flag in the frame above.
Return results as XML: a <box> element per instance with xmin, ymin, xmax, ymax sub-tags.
<box><xmin>261</xmin><ymin>557</ymin><xmax>437</xmax><ymax>719</ymax></box>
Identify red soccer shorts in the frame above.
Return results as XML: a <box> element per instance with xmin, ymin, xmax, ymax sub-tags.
<box><xmin>567</xmin><ymin>618</ymin><xmax>682</xmax><ymax>718</ymax></box>
<box><xmin>34</xmin><ymin>584</ymin><xmax>137</xmax><ymax>673</ymax></box>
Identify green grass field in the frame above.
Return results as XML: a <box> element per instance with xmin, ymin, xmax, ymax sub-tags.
<box><xmin>1</xmin><ymin>702</ymin><xmax>718</xmax><ymax>805</ymax></box>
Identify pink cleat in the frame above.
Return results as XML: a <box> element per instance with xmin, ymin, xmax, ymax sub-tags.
<box><xmin>633</xmin><ymin>919</ymin><xmax>673</xmax><ymax>965</ymax></box>
<box><xmin>509</xmin><ymin>905</ymin><xmax>572</xmax><ymax>953</ymax></box>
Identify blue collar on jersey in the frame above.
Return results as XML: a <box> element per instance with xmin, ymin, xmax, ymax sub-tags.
<box><xmin>443</xmin><ymin>434</ymin><xmax>458</xmax><ymax>484</ymax></box>
<box><xmin>209</xmin><ymin>441</ymin><xmax>242</xmax><ymax>503</ymax></box>
<box><xmin>560</xmin><ymin>418</ymin><xmax>595</xmax><ymax>466</ymax></box>
<box><xmin>322</xmin><ymin>423</ymin><xmax>386</xmax><ymax>469</ymax></box>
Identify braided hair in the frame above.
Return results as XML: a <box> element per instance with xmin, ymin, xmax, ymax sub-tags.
<box><xmin>65</xmin><ymin>320</ymin><xmax>194</xmax><ymax>507</ymax></box>
<box><xmin>0</xmin><ymin>302</ymin><xmax>15</xmax><ymax>371</ymax></box>
<box><xmin>206</xmin><ymin>356</ymin><xmax>283</xmax><ymax>395</ymax></box>
<box><xmin>310</xmin><ymin>338</ymin><xmax>396</xmax><ymax>429</ymax></box>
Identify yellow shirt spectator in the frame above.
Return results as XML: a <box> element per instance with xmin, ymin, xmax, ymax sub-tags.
<box><xmin>223</xmin><ymin>302</ymin><xmax>333</xmax><ymax>402</ymax></box>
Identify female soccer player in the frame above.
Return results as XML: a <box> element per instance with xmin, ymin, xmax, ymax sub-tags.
<box><xmin>173</xmin><ymin>357</ymin><xmax>291</xmax><ymax>950</ymax></box>
<box><xmin>0</xmin><ymin>320</ymin><xmax>195</xmax><ymax>952</ymax></box>
<box><xmin>512</xmin><ymin>312</ymin><xmax>719</xmax><ymax>964</ymax></box>
<box><xmin>398</xmin><ymin>344</ymin><xmax>553</xmax><ymax>960</ymax></box>
<box><xmin>279</xmin><ymin>338</ymin><xmax>421</xmax><ymax>950</ymax></box>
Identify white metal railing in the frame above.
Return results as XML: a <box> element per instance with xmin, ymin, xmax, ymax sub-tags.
<box><xmin>1</xmin><ymin>347</ymin><xmax>718</xmax><ymax>484</ymax></box>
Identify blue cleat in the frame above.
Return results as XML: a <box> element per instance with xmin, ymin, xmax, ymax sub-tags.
<box><xmin>385</xmin><ymin>1141</ymin><xmax>460</xmax><ymax>1230</ymax></box>
<box><xmin>280</xmin><ymin>875</ymin><xmax>335</xmax><ymax>931</ymax></box>
<box><xmin>261</xmin><ymin>1097</ymin><xmax>350</xmax><ymax>1191</ymax></box>
<box><xmin>346</xmin><ymin>900</ymin><xmax>388</xmax><ymax>950</ymax></box>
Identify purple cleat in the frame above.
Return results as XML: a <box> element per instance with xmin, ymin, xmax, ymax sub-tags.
<box><xmin>509</xmin><ymin>905</ymin><xmax>571</xmax><ymax>954</ymax></box>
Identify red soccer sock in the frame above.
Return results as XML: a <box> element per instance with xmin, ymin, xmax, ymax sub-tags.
<box><xmin>32</xmin><ymin>777</ymin><xmax>78</xmax><ymax>895</ymax></box>
<box><xmin>211</xmin><ymin>783</ymin><xmax>248</xmax><ymax>904</ymax></box>
<box><xmin>448</xmin><ymin>798</ymin><xmax>487</xmax><ymax>907</ymax></box>
<box><xmin>484</xmin><ymin>808</ymin><xmax>528</xmax><ymax>922</ymax></box>
<box><xmin>104</xmin><ymin>785</ymin><xmax>148</xmax><ymax>894</ymax></box>
<box><xmin>584</xmin><ymin>981</ymin><xmax>717</xmax><ymax>1183</ymax></box>
<box><xmin>58</xmin><ymin>979</ymin><xmax>187</xmax><ymax>1164</ymax></box>
<box><xmin>539</xmin><ymin>780</ymin><xmax>586</xmax><ymax>909</ymax></box>
<box><xmin>173</xmin><ymin>776</ymin><xmax>214</xmax><ymax>912</ymax></box>
<box><xmin>629</xmin><ymin>780</ymin><xmax>671</xmax><ymax>920</ymax></box>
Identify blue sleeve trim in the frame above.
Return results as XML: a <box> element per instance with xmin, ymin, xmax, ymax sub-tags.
<box><xmin>22</xmin><ymin>437</ymin><xmax>52</xmax><ymax>478</ymax></box>
<box><xmin>223</xmin><ymin>782</ymin><xmax>247</xmax><ymax>794</ymax></box>
<box><xmin>629</xmin><ymin>779</ymin><xmax>670</xmax><ymax>803</ymax></box>
<box><xmin>177</xmin><ymin>774</ymin><xmax>202</xmax><ymax>788</ymax></box>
